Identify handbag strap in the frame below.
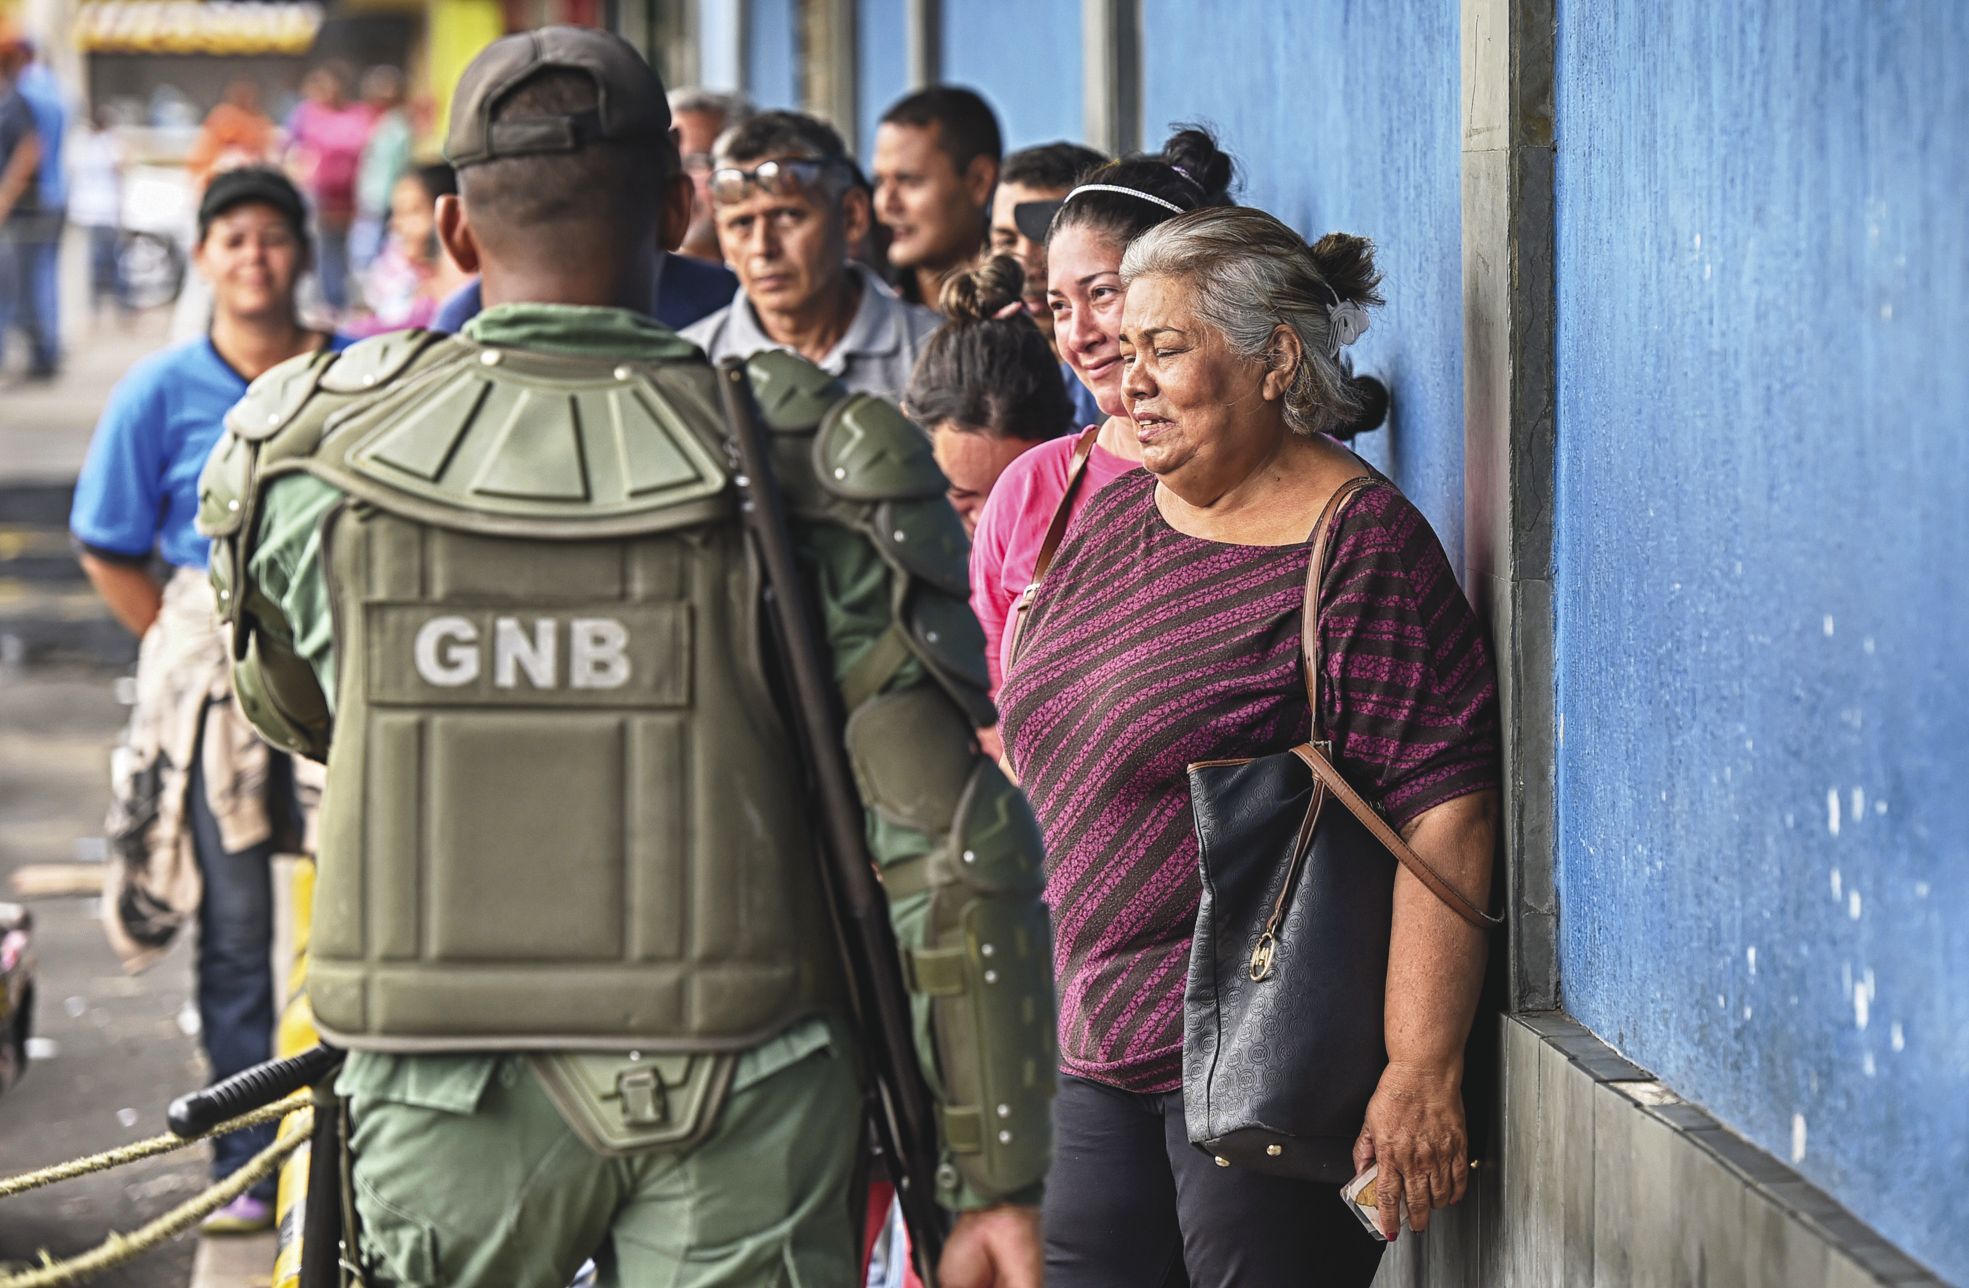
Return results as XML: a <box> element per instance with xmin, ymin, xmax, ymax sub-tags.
<box><xmin>1299</xmin><ymin>475</ymin><xmax>1379</xmax><ymax>742</ymax></box>
<box><xmin>1292</xmin><ymin>745</ymin><xmax>1504</xmax><ymax>929</ymax></box>
<box><xmin>1295</xmin><ymin>475</ymin><xmax>1504</xmax><ymax>932</ymax></box>
<box><xmin>1006</xmin><ymin>424</ymin><xmax>1103</xmax><ymax>666</ymax></box>
<box><xmin>1032</xmin><ymin>424</ymin><xmax>1103</xmax><ymax>583</ymax></box>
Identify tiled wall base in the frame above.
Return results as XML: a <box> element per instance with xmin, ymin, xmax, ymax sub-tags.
<box><xmin>1369</xmin><ymin>1013</ymin><xmax>1948</xmax><ymax>1287</ymax></box>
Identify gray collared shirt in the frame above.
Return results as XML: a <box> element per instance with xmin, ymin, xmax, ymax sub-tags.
<box><xmin>682</xmin><ymin>261</ymin><xmax>941</xmax><ymax>400</ymax></box>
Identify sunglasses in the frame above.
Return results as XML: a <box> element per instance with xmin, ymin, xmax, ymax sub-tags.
<box><xmin>708</xmin><ymin>157</ymin><xmax>846</xmax><ymax>206</ymax></box>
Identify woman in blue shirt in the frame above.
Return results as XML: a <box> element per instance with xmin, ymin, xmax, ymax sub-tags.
<box><xmin>70</xmin><ymin>167</ymin><xmax>347</xmax><ymax>1234</ymax></box>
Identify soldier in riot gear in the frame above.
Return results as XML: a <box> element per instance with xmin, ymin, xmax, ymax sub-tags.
<box><xmin>198</xmin><ymin>27</ymin><xmax>1050</xmax><ymax>1287</ymax></box>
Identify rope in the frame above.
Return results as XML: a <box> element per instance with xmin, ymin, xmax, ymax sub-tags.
<box><xmin>0</xmin><ymin>1110</ymin><xmax>313</xmax><ymax>1288</ymax></box>
<box><xmin>0</xmin><ymin>1096</ymin><xmax>307</xmax><ymax>1199</ymax></box>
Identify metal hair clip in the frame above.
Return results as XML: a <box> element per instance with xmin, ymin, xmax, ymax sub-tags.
<box><xmin>1322</xmin><ymin>282</ymin><xmax>1370</xmax><ymax>357</ymax></box>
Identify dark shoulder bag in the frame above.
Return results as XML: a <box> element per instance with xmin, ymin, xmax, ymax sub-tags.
<box><xmin>1183</xmin><ymin>475</ymin><xmax>1503</xmax><ymax>1181</ymax></box>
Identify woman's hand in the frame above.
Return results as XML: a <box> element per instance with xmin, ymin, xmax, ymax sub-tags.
<box><xmin>938</xmin><ymin>1203</ymin><xmax>1043</xmax><ymax>1288</ymax></box>
<box><xmin>1352</xmin><ymin>1059</ymin><xmax>1470</xmax><ymax>1239</ymax></box>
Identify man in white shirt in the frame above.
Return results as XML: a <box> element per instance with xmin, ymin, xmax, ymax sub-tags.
<box><xmin>684</xmin><ymin>110</ymin><xmax>937</xmax><ymax>400</ymax></box>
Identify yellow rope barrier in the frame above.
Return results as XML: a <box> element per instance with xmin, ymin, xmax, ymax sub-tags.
<box><xmin>0</xmin><ymin>1110</ymin><xmax>313</xmax><ymax>1288</ymax></box>
<box><xmin>0</xmin><ymin>1096</ymin><xmax>307</xmax><ymax>1200</ymax></box>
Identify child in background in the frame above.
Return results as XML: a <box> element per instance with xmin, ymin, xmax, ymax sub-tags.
<box><xmin>349</xmin><ymin>162</ymin><xmax>463</xmax><ymax>335</ymax></box>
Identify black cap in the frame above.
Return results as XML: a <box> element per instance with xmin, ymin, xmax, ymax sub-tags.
<box><xmin>445</xmin><ymin>26</ymin><xmax>671</xmax><ymax>170</ymax></box>
<box><xmin>198</xmin><ymin>166</ymin><xmax>308</xmax><ymax>240</ymax></box>
<box><xmin>1012</xmin><ymin>198</ymin><xmax>1064</xmax><ymax>244</ymax></box>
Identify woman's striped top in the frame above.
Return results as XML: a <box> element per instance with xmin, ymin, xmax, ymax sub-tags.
<box><xmin>998</xmin><ymin>468</ymin><xmax>1499</xmax><ymax>1093</ymax></box>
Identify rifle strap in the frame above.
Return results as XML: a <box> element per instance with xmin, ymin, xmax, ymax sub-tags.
<box><xmin>838</xmin><ymin>622</ymin><xmax>914</xmax><ymax>714</ymax></box>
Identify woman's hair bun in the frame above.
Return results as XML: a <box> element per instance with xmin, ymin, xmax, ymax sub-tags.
<box><xmin>939</xmin><ymin>254</ymin><xmax>1028</xmax><ymax>322</ymax></box>
<box><xmin>1329</xmin><ymin>375</ymin><xmax>1389</xmax><ymax>441</ymax></box>
<box><xmin>1159</xmin><ymin>124</ymin><xmax>1236</xmax><ymax>205</ymax></box>
<box><xmin>1306</xmin><ymin>232</ymin><xmax>1385</xmax><ymax>308</ymax></box>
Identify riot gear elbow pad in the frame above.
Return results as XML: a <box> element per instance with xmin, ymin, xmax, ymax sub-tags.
<box><xmin>749</xmin><ymin>350</ymin><xmax>1059</xmax><ymax>1202</ymax></box>
<box><xmin>846</xmin><ymin>688</ymin><xmax>1055</xmax><ymax>1205</ymax></box>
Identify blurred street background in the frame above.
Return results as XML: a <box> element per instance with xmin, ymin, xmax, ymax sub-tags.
<box><xmin>1</xmin><ymin>292</ymin><xmax>276</xmax><ymax>1282</ymax></box>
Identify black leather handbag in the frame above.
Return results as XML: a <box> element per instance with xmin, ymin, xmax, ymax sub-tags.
<box><xmin>1183</xmin><ymin>476</ymin><xmax>1502</xmax><ymax>1182</ymax></box>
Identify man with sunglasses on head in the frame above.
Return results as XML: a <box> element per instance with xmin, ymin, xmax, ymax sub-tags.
<box><xmin>683</xmin><ymin>109</ymin><xmax>937</xmax><ymax>400</ymax></box>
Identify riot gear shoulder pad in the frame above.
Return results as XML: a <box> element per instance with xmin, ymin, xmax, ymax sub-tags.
<box><xmin>222</xmin><ymin>347</ymin><xmax>339</xmax><ymax>444</ymax></box>
<box><xmin>317</xmin><ymin>328</ymin><xmax>446</xmax><ymax>395</ymax></box>
<box><xmin>200</xmin><ymin>336</ymin><xmax>462</xmax><ymax>636</ymax></box>
<box><xmin>814</xmin><ymin>394</ymin><xmax>946</xmax><ymax>503</ymax></box>
<box><xmin>743</xmin><ymin>376</ymin><xmax>990</xmax><ymax>725</ymax></box>
<box><xmin>742</xmin><ymin>367</ymin><xmax>1051</xmax><ymax>1200</ymax></box>
<box><xmin>743</xmin><ymin>348</ymin><xmax>846</xmax><ymax>432</ymax></box>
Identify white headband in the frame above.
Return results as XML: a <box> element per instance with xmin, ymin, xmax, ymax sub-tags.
<box><xmin>1062</xmin><ymin>183</ymin><xmax>1184</xmax><ymax>214</ymax></box>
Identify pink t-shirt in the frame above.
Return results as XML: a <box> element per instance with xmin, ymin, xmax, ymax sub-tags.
<box><xmin>287</xmin><ymin>100</ymin><xmax>373</xmax><ymax>218</ymax></box>
<box><xmin>969</xmin><ymin>429</ymin><xmax>1139</xmax><ymax>694</ymax></box>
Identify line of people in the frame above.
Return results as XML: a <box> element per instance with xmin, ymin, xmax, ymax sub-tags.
<box><xmin>68</xmin><ymin>25</ymin><xmax>1498</xmax><ymax>1287</ymax></box>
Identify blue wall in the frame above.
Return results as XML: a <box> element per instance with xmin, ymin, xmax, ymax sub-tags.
<box><xmin>743</xmin><ymin>0</ymin><xmax>799</xmax><ymax>109</ymax></box>
<box><xmin>854</xmin><ymin>0</ymin><xmax>908</xmax><ymax>159</ymax></box>
<box><xmin>1140</xmin><ymin>0</ymin><xmax>1468</xmax><ymax>571</ymax></box>
<box><xmin>1552</xmin><ymin>3</ymin><xmax>1969</xmax><ymax>1280</ymax></box>
<box><xmin>937</xmin><ymin>0</ymin><xmax>1081</xmax><ymax>153</ymax></box>
<box><xmin>848</xmin><ymin>0</ymin><xmax>1081</xmax><ymax>162</ymax></box>
<box><xmin>697</xmin><ymin>0</ymin><xmax>741</xmax><ymax>93</ymax></box>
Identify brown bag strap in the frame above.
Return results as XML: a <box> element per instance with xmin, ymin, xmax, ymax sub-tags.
<box><xmin>1294</xmin><ymin>475</ymin><xmax>1503</xmax><ymax>932</ymax></box>
<box><xmin>1299</xmin><ymin>475</ymin><xmax>1379</xmax><ymax>739</ymax></box>
<box><xmin>1006</xmin><ymin>425</ymin><xmax>1103</xmax><ymax>667</ymax></box>
<box><xmin>1292</xmin><ymin>745</ymin><xmax>1503</xmax><ymax>930</ymax></box>
<box><xmin>1032</xmin><ymin>425</ymin><xmax>1103</xmax><ymax>581</ymax></box>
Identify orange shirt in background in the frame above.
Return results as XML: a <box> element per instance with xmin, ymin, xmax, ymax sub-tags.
<box><xmin>187</xmin><ymin>102</ymin><xmax>278</xmax><ymax>188</ymax></box>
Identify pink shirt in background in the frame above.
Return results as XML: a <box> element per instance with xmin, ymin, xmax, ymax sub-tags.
<box><xmin>286</xmin><ymin>100</ymin><xmax>373</xmax><ymax>220</ymax></box>
<box><xmin>969</xmin><ymin>429</ymin><xmax>1139</xmax><ymax>695</ymax></box>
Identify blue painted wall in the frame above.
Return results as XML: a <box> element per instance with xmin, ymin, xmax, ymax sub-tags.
<box><xmin>848</xmin><ymin>0</ymin><xmax>1080</xmax><ymax>161</ymax></box>
<box><xmin>1552</xmin><ymin>3</ymin><xmax>1969</xmax><ymax>1279</ymax></box>
<box><xmin>854</xmin><ymin>0</ymin><xmax>908</xmax><ymax>160</ymax></box>
<box><xmin>937</xmin><ymin>0</ymin><xmax>1080</xmax><ymax>153</ymax></box>
<box><xmin>1139</xmin><ymin>0</ymin><xmax>1468</xmax><ymax>571</ymax></box>
<box><xmin>743</xmin><ymin>0</ymin><xmax>799</xmax><ymax>109</ymax></box>
<box><xmin>697</xmin><ymin>0</ymin><xmax>741</xmax><ymax>93</ymax></box>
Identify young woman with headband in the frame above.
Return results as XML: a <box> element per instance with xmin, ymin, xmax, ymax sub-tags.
<box><xmin>968</xmin><ymin>128</ymin><xmax>1237</xmax><ymax>700</ymax></box>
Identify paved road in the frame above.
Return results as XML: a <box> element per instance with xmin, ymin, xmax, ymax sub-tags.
<box><xmin>0</xmin><ymin>309</ymin><xmax>277</xmax><ymax>1284</ymax></box>
<box><xmin>0</xmin><ymin>667</ymin><xmax>206</xmax><ymax>1285</ymax></box>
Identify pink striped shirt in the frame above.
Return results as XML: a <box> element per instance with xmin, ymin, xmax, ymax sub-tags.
<box><xmin>999</xmin><ymin>470</ymin><xmax>1499</xmax><ymax>1092</ymax></box>
<box><xmin>968</xmin><ymin>430</ymin><xmax>1138</xmax><ymax>695</ymax></box>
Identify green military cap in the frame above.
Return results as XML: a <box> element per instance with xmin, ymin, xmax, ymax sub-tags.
<box><xmin>445</xmin><ymin>25</ymin><xmax>671</xmax><ymax>169</ymax></box>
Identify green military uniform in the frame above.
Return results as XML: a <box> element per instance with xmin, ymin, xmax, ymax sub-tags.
<box><xmin>199</xmin><ymin>297</ymin><xmax>1054</xmax><ymax>1285</ymax></box>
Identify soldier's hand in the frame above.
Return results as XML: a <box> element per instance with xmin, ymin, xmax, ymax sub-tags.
<box><xmin>937</xmin><ymin>1203</ymin><xmax>1042</xmax><ymax>1288</ymax></box>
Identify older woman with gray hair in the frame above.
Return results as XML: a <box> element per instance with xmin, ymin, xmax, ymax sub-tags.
<box><xmin>997</xmin><ymin>205</ymin><xmax>1500</xmax><ymax>1286</ymax></box>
